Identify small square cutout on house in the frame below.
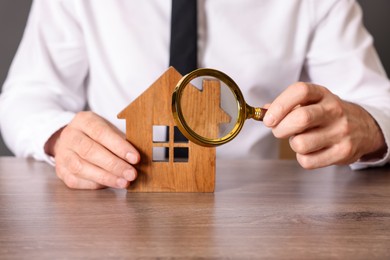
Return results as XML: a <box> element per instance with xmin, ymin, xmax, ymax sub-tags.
<box><xmin>174</xmin><ymin>147</ymin><xmax>189</xmax><ymax>162</ymax></box>
<box><xmin>153</xmin><ymin>125</ymin><xmax>168</xmax><ymax>143</ymax></box>
<box><xmin>174</xmin><ymin>126</ymin><xmax>188</xmax><ymax>143</ymax></box>
<box><xmin>153</xmin><ymin>147</ymin><xmax>168</xmax><ymax>162</ymax></box>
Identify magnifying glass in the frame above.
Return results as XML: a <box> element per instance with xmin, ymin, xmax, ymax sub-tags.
<box><xmin>172</xmin><ymin>68</ymin><xmax>268</xmax><ymax>147</ymax></box>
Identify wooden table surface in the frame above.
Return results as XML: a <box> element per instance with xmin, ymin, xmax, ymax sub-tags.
<box><xmin>1</xmin><ymin>157</ymin><xmax>390</xmax><ymax>259</ymax></box>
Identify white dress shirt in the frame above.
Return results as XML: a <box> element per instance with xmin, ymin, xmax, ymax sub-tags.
<box><xmin>1</xmin><ymin>0</ymin><xmax>390</xmax><ymax>168</ymax></box>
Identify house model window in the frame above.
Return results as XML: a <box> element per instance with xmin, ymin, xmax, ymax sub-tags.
<box><xmin>152</xmin><ymin>125</ymin><xmax>189</xmax><ymax>163</ymax></box>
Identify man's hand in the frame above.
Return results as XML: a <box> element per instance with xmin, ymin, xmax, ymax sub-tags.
<box><xmin>45</xmin><ymin>111</ymin><xmax>140</xmax><ymax>189</ymax></box>
<box><xmin>263</xmin><ymin>82</ymin><xmax>387</xmax><ymax>169</ymax></box>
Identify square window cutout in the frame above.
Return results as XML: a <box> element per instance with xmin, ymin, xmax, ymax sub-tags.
<box><xmin>174</xmin><ymin>127</ymin><xmax>188</xmax><ymax>143</ymax></box>
<box><xmin>153</xmin><ymin>147</ymin><xmax>168</xmax><ymax>162</ymax></box>
<box><xmin>153</xmin><ymin>125</ymin><xmax>168</xmax><ymax>143</ymax></box>
<box><xmin>174</xmin><ymin>147</ymin><xmax>189</xmax><ymax>162</ymax></box>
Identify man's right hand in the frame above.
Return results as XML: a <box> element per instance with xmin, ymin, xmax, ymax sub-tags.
<box><xmin>44</xmin><ymin>111</ymin><xmax>140</xmax><ymax>189</ymax></box>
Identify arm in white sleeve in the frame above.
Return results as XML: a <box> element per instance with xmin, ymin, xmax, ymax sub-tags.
<box><xmin>0</xmin><ymin>0</ymin><xmax>88</xmax><ymax>161</ymax></box>
<box><xmin>302</xmin><ymin>0</ymin><xmax>390</xmax><ymax>169</ymax></box>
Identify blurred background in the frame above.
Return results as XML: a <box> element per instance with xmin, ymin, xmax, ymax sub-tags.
<box><xmin>1</xmin><ymin>0</ymin><xmax>389</xmax><ymax>156</ymax></box>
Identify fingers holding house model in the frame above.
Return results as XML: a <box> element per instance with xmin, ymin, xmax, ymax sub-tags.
<box><xmin>263</xmin><ymin>82</ymin><xmax>387</xmax><ymax>169</ymax></box>
<box><xmin>44</xmin><ymin>111</ymin><xmax>140</xmax><ymax>190</ymax></box>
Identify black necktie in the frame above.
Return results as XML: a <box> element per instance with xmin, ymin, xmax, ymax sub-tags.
<box><xmin>169</xmin><ymin>0</ymin><xmax>198</xmax><ymax>75</ymax></box>
<box><xmin>167</xmin><ymin>0</ymin><xmax>198</xmax><ymax>158</ymax></box>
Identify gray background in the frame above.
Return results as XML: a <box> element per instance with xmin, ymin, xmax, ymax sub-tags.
<box><xmin>1</xmin><ymin>0</ymin><xmax>390</xmax><ymax>156</ymax></box>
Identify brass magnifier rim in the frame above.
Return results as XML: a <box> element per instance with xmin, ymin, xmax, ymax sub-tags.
<box><xmin>172</xmin><ymin>68</ymin><xmax>246</xmax><ymax>147</ymax></box>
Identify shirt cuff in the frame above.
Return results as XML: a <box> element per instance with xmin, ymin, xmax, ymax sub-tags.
<box><xmin>350</xmin><ymin>105</ymin><xmax>390</xmax><ymax>170</ymax></box>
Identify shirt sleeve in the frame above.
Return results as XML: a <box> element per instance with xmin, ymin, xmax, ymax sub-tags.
<box><xmin>0</xmin><ymin>0</ymin><xmax>88</xmax><ymax>161</ymax></box>
<box><xmin>303</xmin><ymin>0</ymin><xmax>390</xmax><ymax>169</ymax></box>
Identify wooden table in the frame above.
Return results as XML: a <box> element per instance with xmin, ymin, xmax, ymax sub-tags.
<box><xmin>1</xmin><ymin>157</ymin><xmax>390</xmax><ymax>259</ymax></box>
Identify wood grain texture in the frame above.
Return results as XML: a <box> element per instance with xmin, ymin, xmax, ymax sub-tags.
<box><xmin>182</xmin><ymin>78</ymin><xmax>231</xmax><ymax>139</ymax></box>
<box><xmin>1</xmin><ymin>157</ymin><xmax>390</xmax><ymax>259</ymax></box>
<box><xmin>118</xmin><ymin>67</ymin><xmax>216</xmax><ymax>192</ymax></box>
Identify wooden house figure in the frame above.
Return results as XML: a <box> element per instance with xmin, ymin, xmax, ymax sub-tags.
<box><xmin>118</xmin><ymin>67</ymin><xmax>230</xmax><ymax>192</ymax></box>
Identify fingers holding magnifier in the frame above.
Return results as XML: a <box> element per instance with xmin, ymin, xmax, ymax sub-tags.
<box><xmin>263</xmin><ymin>82</ymin><xmax>325</xmax><ymax>127</ymax></box>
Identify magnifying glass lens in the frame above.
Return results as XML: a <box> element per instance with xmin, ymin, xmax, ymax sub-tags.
<box><xmin>173</xmin><ymin>68</ymin><xmax>267</xmax><ymax>146</ymax></box>
<box><xmin>180</xmin><ymin>76</ymin><xmax>239</xmax><ymax>140</ymax></box>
